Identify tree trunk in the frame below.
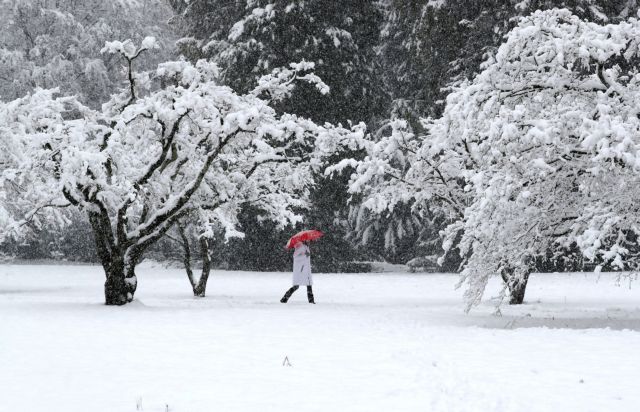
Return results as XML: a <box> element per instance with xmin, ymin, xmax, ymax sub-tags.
<box><xmin>104</xmin><ymin>259</ymin><xmax>128</xmax><ymax>305</ymax></box>
<box><xmin>90</xmin><ymin>212</ymin><xmax>138</xmax><ymax>305</ymax></box>
<box><xmin>507</xmin><ymin>273</ymin><xmax>529</xmax><ymax>304</ymax></box>
<box><xmin>500</xmin><ymin>265</ymin><xmax>530</xmax><ymax>305</ymax></box>
<box><xmin>178</xmin><ymin>226</ymin><xmax>212</xmax><ymax>297</ymax></box>
<box><xmin>193</xmin><ymin>238</ymin><xmax>211</xmax><ymax>297</ymax></box>
<box><xmin>102</xmin><ymin>254</ymin><xmax>137</xmax><ymax>305</ymax></box>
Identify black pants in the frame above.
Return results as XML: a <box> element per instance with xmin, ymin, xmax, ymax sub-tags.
<box><xmin>280</xmin><ymin>285</ymin><xmax>315</xmax><ymax>303</ymax></box>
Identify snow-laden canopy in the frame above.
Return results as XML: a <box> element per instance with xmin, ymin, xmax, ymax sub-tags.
<box><xmin>333</xmin><ymin>8</ymin><xmax>640</xmax><ymax>309</ymax></box>
<box><xmin>0</xmin><ymin>38</ymin><xmax>361</xmax><ymax>304</ymax></box>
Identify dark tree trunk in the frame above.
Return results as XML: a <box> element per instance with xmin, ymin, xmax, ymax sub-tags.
<box><xmin>500</xmin><ymin>265</ymin><xmax>530</xmax><ymax>305</ymax></box>
<box><xmin>193</xmin><ymin>238</ymin><xmax>211</xmax><ymax>297</ymax></box>
<box><xmin>178</xmin><ymin>226</ymin><xmax>212</xmax><ymax>297</ymax></box>
<box><xmin>104</xmin><ymin>258</ymin><xmax>128</xmax><ymax>305</ymax></box>
<box><xmin>89</xmin><ymin>211</ymin><xmax>138</xmax><ymax>305</ymax></box>
<box><xmin>507</xmin><ymin>274</ymin><xmax>529</xmax><ymax>304</ymax></box>
<box><xmin>101</xmin><ymin>252</ymin><xmax>138</xmax><ymax>305</ymax></box>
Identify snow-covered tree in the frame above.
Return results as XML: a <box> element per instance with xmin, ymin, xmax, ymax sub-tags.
<box><xmin>334</xmin><ymin>8</ymin><xmax>640</xmax><ymax>309</ymax></box>
<box><xmin>341</xmin><ymin>0</ymin><xmax>639</xmax><ymax>267</ymax></box>
<box><xmin>436</xmin><ymin>8</ymin><xmax>640</xmax><ymax>308</ymax></box>
<box><xmin>327</xmin><ymin>118</ymin><xmax>465</xmax><ymax>266</ymax></box>
<box><xmin>171</xmin><ymin>0</ymin><xmax>387</xmax><ymax>271</ymax></box>
<box><xmin>0</xmin><ymin>0</ymin><xmax>177</xmax><ymax>263</ymax></box>
<box><xmin>378</xmin><ymin>0</ymin><xmax>633</xmax><ymax>124</ymax></box>
<box><xmin>167</xmin><ymin>61</ymin><xmax>341</xmax><ymax>296</ymax></box>
<box><xmin>0</xmin><ymin>0</ymin><xmax>175</xmax><ymax>106</ymax></box>
<box><xmin>0</xmin><ymin>38</ymin><xmax>359</xmax><ymax>305</ymax></box>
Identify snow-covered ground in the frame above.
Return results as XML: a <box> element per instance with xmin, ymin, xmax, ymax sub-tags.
<box><xmin>1</xmin><ymin>264</ymin><xmax>640</xmax><ymax>412</ymax></box>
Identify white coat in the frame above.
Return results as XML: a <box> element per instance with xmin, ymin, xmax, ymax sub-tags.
<box><xmin>292</xmin><ymin>243</ymin><xmax>312</xmax><ymax>286</ymax></box>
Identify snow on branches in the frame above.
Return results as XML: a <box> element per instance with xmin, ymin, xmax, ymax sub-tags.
<box><xmin>101</xmin><ymin>36</ymin><xmax>160</xmax><ymax>59</ymax></box>
<box><xmin>338</xmin><ymin>8</ymin><xmax>640</xmax><ymax>309</ymax></box>
<box><xmin>0</xmin><ymin>38</ymin><xmax>359</xmax><ymax>304</ymax></box>
<box><xmin>252</xmin><ymin>61</ymin><xmax>330</xmax><ymax>103</ymax></box>
<box><xmin>445</xmin><ymin>8</ymin><xmax>640</xmax><ymax>308</ymax></box>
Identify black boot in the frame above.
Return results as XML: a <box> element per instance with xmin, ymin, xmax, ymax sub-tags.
<box><xmin>280</xmin><ymin>285</ymin><xmax>299</xmax><ymax>303</ymax></box>
<box><xmin>307</xmin><ymin>286</ymin><xmax>315</xmax><ymax>304</ymax></box>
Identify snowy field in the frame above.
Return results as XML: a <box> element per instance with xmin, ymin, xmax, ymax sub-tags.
<box><xmin>1</xmin><ymin>264</ymin><xmax>640</xmax><ymax>412</ymax></box>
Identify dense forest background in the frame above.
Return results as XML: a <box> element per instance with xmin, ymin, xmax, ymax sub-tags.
<box><xmin>1</xmin><ymin>0</ymin><xmax>637</xmax><ymax>271</ymax></box>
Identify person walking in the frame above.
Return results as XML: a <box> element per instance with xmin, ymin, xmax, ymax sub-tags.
<box><xmin>280</xmin><ymin>241</ymin><xmax>315</xmax><ymax>304</ymax></box>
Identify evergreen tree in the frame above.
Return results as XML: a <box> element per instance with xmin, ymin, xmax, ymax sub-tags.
<box><xmin>172</xmin><ymin>0</ymin><xmax>387</xmax><ymax>125</ymax></box>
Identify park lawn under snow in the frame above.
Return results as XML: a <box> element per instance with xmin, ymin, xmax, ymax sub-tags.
<box><xmin>1</xmin><ymin>264</ymin><xmax>640</xmax><ymax>412</ymax></box>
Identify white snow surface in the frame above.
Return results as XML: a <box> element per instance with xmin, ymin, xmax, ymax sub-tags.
<box><xmin>1</xmin><ymin>264</ymin><xmax>640</xmax><ymax>412</ymax></box>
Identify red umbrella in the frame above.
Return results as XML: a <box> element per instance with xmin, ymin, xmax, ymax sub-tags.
<box><xmin>286</xmin><ymin>229</ymin><xmax>324</xmax><ymax>249</ymax></box>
